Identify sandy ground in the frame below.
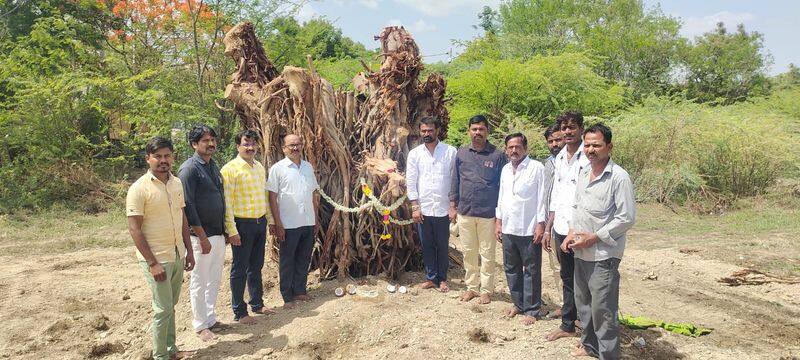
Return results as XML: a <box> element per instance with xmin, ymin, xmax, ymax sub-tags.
<box><xmin>1</xmin><ymin>227</ymin><xmax>799</xmax><ymax>359</ymax></box>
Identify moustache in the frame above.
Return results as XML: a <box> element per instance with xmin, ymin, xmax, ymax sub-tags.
<box><xmin>422</xmin><ymin>135</ymin><xmax>435</xmax><ymax>143</ymax></box>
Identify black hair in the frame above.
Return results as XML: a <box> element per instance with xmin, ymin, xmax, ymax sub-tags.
<box><xmin>187</xmin><ymin>125</ymin><xmax>217</xmax><ymax>145</ymax></box>
<box><xmin>504</xmin><ymin>132</ymin><xmax>527</xmax><ymax>147</ymax></box>
<box><xmin>583</xmin><ymin>122</ymin><xmax>613</xmax><ymax>143</ymax></box>
<box><xmin>234</xmin><ymin>129</ymin><xmax>260</xmax><ymax>145</ymax></box>
<box><xmin>145</xmin><ymin>136</ymin><xmax>174</xmax><ymax>155</ymax></box>
<box><xmin>419</xmin><ymin>116</ymin><xmax>442</xmax><ymax>129</ymax></box>
<box><xmin>468</xmin><ymin>114</ymin><xmax>490</xmax><ymax>130</ymax></box>
<box><xmin>556</xmin><ymin>110</ymin><xmax>584</xmax><ymax>129</ymax></box>
<box><xmin>544</xmin><ymin>123</ymin><xmax>560</xmax><ymax>139</ymax></box>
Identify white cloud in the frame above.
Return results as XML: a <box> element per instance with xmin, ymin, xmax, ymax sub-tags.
<box><xmin>383</xmin><ymin>19</ymin><xmax>438</xmax><ymax>34</ymax></box>
<box><xmin>359</xmin><ymin>0</ymin><xmax>380</xmax><ymax>9</ymax></box>
<box><xmin>394</xmin><ymin>0</ymin><xmax>500</xmax><ymax>17</ymax></box>
<box><xmin>295</xmin><ymin>3</ymin><xmax>319</xmax><ymax>23</ymax></box>
<box><xmin>681</xmin><ymin>11</ymin><xmax>755</xmax><ymax>39</ymax></box>
<box><xmin>409</xmin><ymin>19</ymin><xmax>437</xmax><ymax>33</ymax></box>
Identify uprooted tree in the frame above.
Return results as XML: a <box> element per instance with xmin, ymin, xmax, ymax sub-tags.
<box><xmin>222</xmin><ymin>22</ymin><xmax>449</xmax><ymax>279</ymax></box>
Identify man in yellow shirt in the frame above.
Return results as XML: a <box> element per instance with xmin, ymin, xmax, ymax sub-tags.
<box><xmin>221</xmin><ymin>130</ymin><xmax>274</xmax><ymax>324</ymax></box>
<box><xmin>126</xmin><ymin>137</ymin><xmax>195</xmax><ymax>360</ymax></box>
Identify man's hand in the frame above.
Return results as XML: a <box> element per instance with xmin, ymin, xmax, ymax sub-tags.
<box><xmin>560</xmin><ymin>231</ymin><xmax>575</xmax><ymax>253</ymax></box>
<box><xmin>149</xmin><ymin>263</ymin><xmax>167</xmax><ymax>282</ymax></box>
<box><xmin>569</xmin><ymin>231</ymin><xmax>599</xmax><ymax>250</ymax></box>
<box><xmin>533</xmin><ymin>222</ymin><xmax>545</xmax><ymax>244</ymax></box>
<box><xmin>495</xmin><ymin>219</ymin><xmax>503</xmax><ymax>243</ymax></box>
<box><xmin>542</xmin><ymin>232</ymin><xmax>552</xmax><ymax>253</ymax></box>
<box><xmin>228</xmin><ymin>234</ymin><xmax>241</xmax><ymax>246</ymax></box>
<box><xmin>200</xmin><ymin>236</ymin><xmax>212</xmax><ymax>254</ymax></box>
<box><xmin>274</xmin><ymin>224</ymin><xmax>286</xmax><ymax>242</ymax></box>
<box><xmin>412</xmin><ymin>209</ymin><xmax>424</xmax><ymax>224</ymax></box>
<box><xmin>185</xmin><ymin>252</ymin><xmax>196</xmax><ymax>271</ymax></box>
<box><xmin>448</xmin><ymin>206</ymin><xmax>458</xmax><ymax>224</ymax></box>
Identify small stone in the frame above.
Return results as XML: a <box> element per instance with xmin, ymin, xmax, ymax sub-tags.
<box><xmin>122</xmin><ymin>294</ymin><xmax>130</xmax><ymax>301</ymax></box>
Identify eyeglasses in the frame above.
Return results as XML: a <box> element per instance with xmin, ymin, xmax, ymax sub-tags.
<box><xmin>284</xmin><ymin>144</ymin><xmax>302</xmax><ymax>149</ymax></box>
<box><xmin>241</xmin><ymin>142</ymin><xmax>258</xmax><ymax>148</ymax></box>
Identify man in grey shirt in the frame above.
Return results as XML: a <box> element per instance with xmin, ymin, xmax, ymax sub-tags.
<box><xmin>560</xmin><ymin>123</ymin><xmax>636</xmax><ymax>359</ymax></box>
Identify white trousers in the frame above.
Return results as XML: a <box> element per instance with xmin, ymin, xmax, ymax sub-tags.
<box><xmin>189</xmin><ymin>235</ymin><xmax>226</xmax><ymax>331</ymax></box>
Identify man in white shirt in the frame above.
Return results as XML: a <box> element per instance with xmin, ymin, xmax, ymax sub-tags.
<box><xmin>495</xmin><ymin>133</ymin><xmax>547</xmax><ymax>326</ymax></box>
<box><xmin>406</xmin><ymin>117</ymin><xmax>457</xmax><ymax>292</ymax></box>
<box><xmin>267</xmin><ymin>134</ymin><xmax>320</xmax><ymax>309</ymax></box>
<box><xmin>546</xmin><ymin>111</ymin><xmax>590</xmax><ymax>342</ymax></box>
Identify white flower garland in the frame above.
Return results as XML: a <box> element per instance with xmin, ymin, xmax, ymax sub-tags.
<box><xmin>316</xmin><ymin>178</ymin><xmax>415</xmax><ymax>226</ymax></box>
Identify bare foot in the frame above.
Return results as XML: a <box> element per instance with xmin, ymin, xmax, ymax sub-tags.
<box><xmin>478</xmin><ymin>293</ymin><xmax>491</xmax><ymax>304</ymax></box>
<box><xmin>253</xmin><ymin>307</ymin><xmax>276</xmax><ymax>315</ymax></box>
<box><xmin>209</xmin><ymin>322</ymin><xmax>231</xmax><ymax>331</ymax></box>
<box><xmin>294</xmin><ymin>294</ymin><xmax>312</xmax><ymax>302</ymax></box>
<box><xmin>171</xmin><ymin>350</ymin><xmax>196</xmax><ymax>359</ymax></box>
<box><xmin>520</xmin><ymin>315</ymin><xmax>537</xmax><ymax>326</ymax></box>
<box><xmin>236</xmin><ymin>315</ymin><xmax>256</xmax><ymax>325</ymax></box>
<box><xmin>545</xmin><ymin>328</ymin><xmax>577</xmax><ymax>342</ymax></box>
<box><xmin>570</xmin><ymin>343</ymin><xmax>592</xmax><ymax>357</ymax></box>
<box><xmin>575</xmin><ymin>320</ymin><xmax>583</xmax><ymax>330</ymax></box>
<box><xmin>196</xmin><ymin>328</ymin><xmax>217</xmax><ymax>342</ymax></box>
<box><xmin>418</xmin><ymin>280</ymin><xmax>436</xmax><ymax>289</ymax></box>
<box><xmin>504</xmin><ymin>306</ymin><xmax>521</xmax><ymax>318</ymax></box>
<box><xmin>460</xmin><ymin>290</ymin><xmax>479</xmax><ymax>302</ymax></box>
<box><xmin>438</xmin><ymin>281</ymin><xmax>450</xmax><ymax>293</ymax></box>
<box><xmin>283</xmin><ymin>301</ymin><xmax>296</xmax><ymax>309</ymax></box>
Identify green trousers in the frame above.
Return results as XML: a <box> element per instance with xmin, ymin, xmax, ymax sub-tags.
<box><xmin>139</xmin><ymin>254</ymin><xmax>184</xmax><ymax>360</ymax></box>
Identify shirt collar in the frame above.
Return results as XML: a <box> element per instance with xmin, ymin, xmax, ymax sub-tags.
<box><xmin>516</xmin><ymin>156</ymin><xmax>531</xmax><ymax>169</ymax></box>
<box><xmin>468</xmin><ymin>142</ymin><xmax>495</xmax><ymax>154</ymax></box>
<box><xmin>557</xmin><ymin>142</ymin><xmax>585</xmax><ymax>161</ymax></box>
<box><xmin>585</xmin><ymin>158</ymin><xmax>616</xmax><ymax>183</ymax></box>
<box><xmin>192</xmin><ymin>153</ymin><xmax>208</xmax><ymax>165</ymax></box>
<box><xmin>147</xmin><ymin>170</ymin><xmax>175</xmax><ymax>183</ymax></box>
<box><xmin>281</xmin><ymin>157</ymin><xmax>303</xmax><ymax>168</ymax></box>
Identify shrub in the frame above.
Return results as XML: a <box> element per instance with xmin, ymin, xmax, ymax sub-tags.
<box><xmin>607</xmin><ymin>96</ymin><xmax>798</xmax><ymax>203</ymax></box>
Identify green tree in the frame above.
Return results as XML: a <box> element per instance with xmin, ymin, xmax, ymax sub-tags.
<box><xmin>446</xmin><ymin>52</ymin><xmax>626</xmax><ymax>146</ymax></box>
<box><xmin>681</xmin><ymin>22</ymin><xmax>771</xmax><ymax>104</ymax></box>
<box><xmin>455</xmin><ymin>0</ymin><xmax>683</xmax><ymax>98</ymax></box>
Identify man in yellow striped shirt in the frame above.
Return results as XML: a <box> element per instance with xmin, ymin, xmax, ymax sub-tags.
<box><xmin>221</xmin><ymin>130</ymin><xmax>274</xmax><ymax>324</ymax></box>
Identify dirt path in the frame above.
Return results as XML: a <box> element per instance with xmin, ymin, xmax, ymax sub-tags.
<box><xmin>0</xmin><ymin>228</ymin><xmax>798</xmax><ymax>359</ymax></box>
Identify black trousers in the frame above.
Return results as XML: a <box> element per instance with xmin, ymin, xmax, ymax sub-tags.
<box><xmin>230</xmin><ymin>218</ymin><xmax>266</xmax><ymax>320</ymax></box>
<box><xmin>554</xmin><ymin>231</ymin><xmax>577</xmax><ymax>332</ymax></box>
<box><xmin>501</xmin><ymin>233</ymin><xmax>543</xmax><ymax>317</ymax></box>
<box><xmin>417</xmin><ymin>215</ymin><xmax>450</xmax><ymax>285</ymax></box>
<box><xmin>279</xmin><ymin>226</ymin><xmax>315</xmax><ymax>303</ymax></box>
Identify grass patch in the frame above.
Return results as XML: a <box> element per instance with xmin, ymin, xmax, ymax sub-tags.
<box><xmin>0</xmin><ymin>204</ymin><xmax>128</xmax><ymax>255</ymax></box>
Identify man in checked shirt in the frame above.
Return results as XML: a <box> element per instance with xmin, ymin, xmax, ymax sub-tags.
<box><xmin>221</xmin><ymin>130</ymin><xmax>275</xmax><ymax>324</ymax></box>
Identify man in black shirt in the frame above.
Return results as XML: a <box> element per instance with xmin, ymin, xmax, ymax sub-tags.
<box><xmin>450</xmin><ymin>115</ymin><xmax>507</xmax><ymax>304</ymax></box>
<box><xmin>178</xmin><ymin>125</ymin><xmax>228</xmax><ymax>342</ymax></box>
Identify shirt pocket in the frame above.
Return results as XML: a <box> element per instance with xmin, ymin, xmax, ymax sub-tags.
<box><xmin>585</xmin><ymin>184</ymin><xmax>613</xmax><ymax>218</ymax></box>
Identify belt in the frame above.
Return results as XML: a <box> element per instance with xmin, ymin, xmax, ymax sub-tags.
<box><xmin>234</xmin><ymin>216</ymin><xmax>266</xmax><ymax>224</ymax></box>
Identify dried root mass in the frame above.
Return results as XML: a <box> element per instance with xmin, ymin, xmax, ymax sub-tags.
<box><xmin>222</xmin><ymin>22</ymin><xmax>449</xmax><ymax>279</ymax></box>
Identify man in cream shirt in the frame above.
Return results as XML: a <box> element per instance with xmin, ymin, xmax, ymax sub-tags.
<box><xmin>127</xmin><ymin>137</ymin><xmax>195</xmax><ymax>360</ymax></box>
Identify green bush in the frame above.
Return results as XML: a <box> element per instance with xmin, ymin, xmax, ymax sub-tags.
<box><xmin>607</xmin><ymin>95</ymin><xmax>798</xmax><ymax>203</ymax></box>
<box><xmin>446</xmin><ymin>53</ymin><xmax>626</xmax><ymax>147</ymax></box>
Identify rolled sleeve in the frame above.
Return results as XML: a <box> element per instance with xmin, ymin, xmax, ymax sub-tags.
<box><xmin>221</xmin><ymin>166</ymin><xmax>238</xmax><ymax>237</ymax></box>
<box><xmin>449</xmin><ymin>154</ymin><xmax>460</xmax><ymax>203</ymax></box>
<box><xmin>405</xmin><ymin>151</ymin><xmax>419</xmax><ymax>201</ymax></box>
<box><xmin>595</xmin><ymin>175</ymin><xmax>636</xmax><ymax>246</ymax></box>
<box><xmin>178</xmin><ymin>166</ymin><xmax>202</xmax><ymax>227</ymax></box>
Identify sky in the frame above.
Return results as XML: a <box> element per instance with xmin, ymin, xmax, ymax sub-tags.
<box><xmin>294</xmin><ymin>0</ymin><xmax>799</xmax><ymax>75</ymax></box>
